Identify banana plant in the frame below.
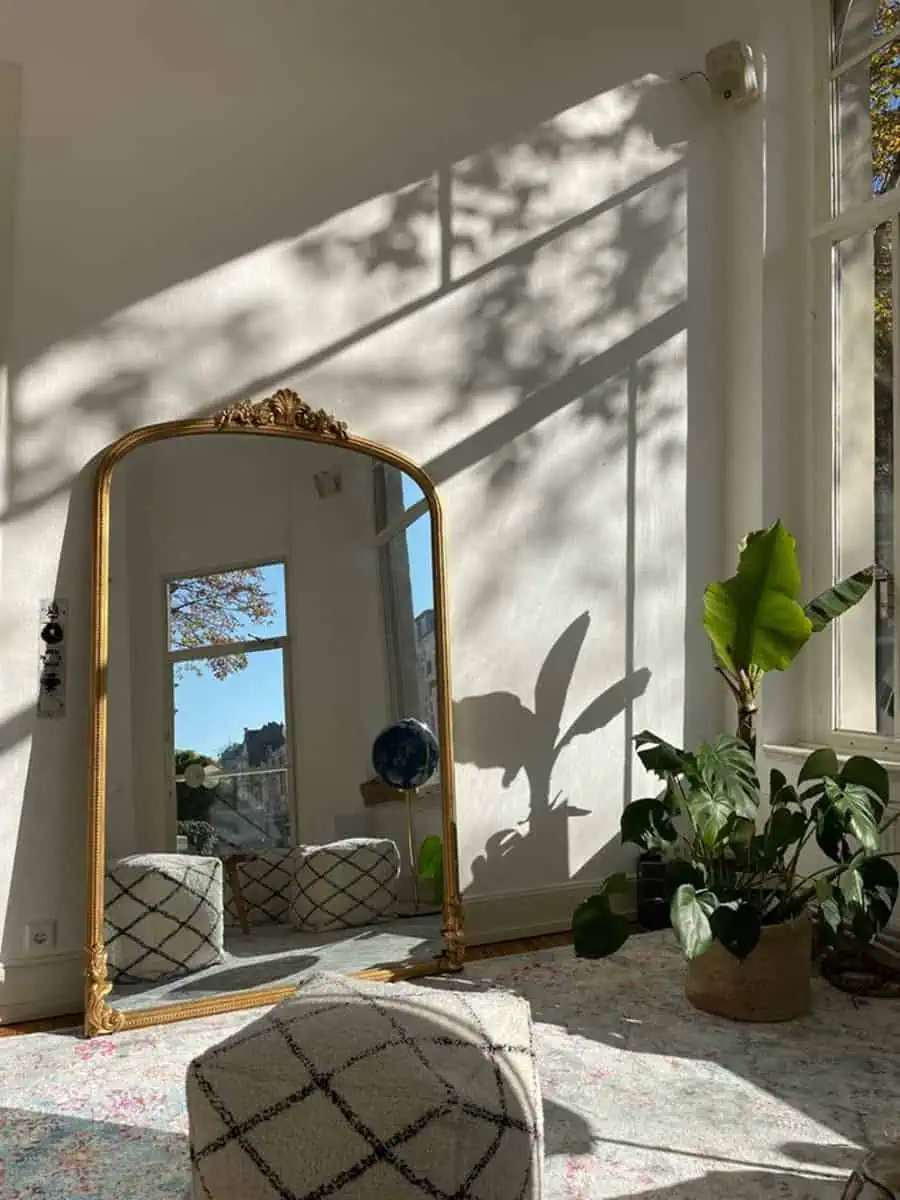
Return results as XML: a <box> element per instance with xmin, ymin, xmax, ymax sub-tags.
<box><xmin>704</xmin><ymin>521</ymin><xmax>877</xmax><ymax>751</ymax></box>
<box><xmin>572</xmin><ymin>733</ymin><xmax>899</xmax><ymax>963</ymax></box>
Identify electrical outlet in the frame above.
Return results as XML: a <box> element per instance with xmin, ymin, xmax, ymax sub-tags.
<box><xmin>24</xmin><ymin>920</ymin><xmax>57</xmax><ymax>954</ymax></box>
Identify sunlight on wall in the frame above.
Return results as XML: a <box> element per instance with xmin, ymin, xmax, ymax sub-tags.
<box><xmin>0</xmin><ymin>0</ymin><xmax>745</xmax><ymax>977</ymax></box>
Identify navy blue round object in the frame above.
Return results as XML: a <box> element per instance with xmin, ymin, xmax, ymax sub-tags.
<box><xmin>372</xmin><ymin>718</ymin><xmax>439</xmax><ymax>790</ymax></box>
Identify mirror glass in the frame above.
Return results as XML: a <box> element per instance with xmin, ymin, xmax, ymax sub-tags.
<box><xmin>102</xmin><ymin>433</ymin><xmax>444</xmax><ymax>1012</ymax></box>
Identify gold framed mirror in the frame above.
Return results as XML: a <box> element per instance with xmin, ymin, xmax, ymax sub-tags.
<box><xmin>84</xmin><ymin>389</ymin><xmax>462</xmax><ymax>1037</ymax></box>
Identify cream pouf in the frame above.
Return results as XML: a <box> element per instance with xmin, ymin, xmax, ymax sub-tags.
<box><xmin>104</xmin><ymin>853</ymin><xmax>224</xmax><ymax>982</ymax></box>
<box><xmin>289</xmin><ymin>838</ymin><xmax>400</xmax><ymax>931</ymax></box>
<box><xmin>224</xmin><ymin>847</ymin><xmax>300</xmax><ymax>929</ymax></box>
<box><xmin>842</xmin><ymin>1143</ymin><xmax>900</xmax><ymax>1197</ymax></box>
<box><xmin>187</xmin><ymin>972</ymin><xmax>543</xmax><ymax>1199</ymax></box>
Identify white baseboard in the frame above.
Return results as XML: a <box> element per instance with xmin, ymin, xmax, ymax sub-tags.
<box><xmin>463</xmin><ymin>878</ymin><xmax>636</xmax><ymax>946</ymax></box>
<box><xmin>0</xmin><ymin>951</ymin><xmax>83</xmax><ymax>1024</ymax></box>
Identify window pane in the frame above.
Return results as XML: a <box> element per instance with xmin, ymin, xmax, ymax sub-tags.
<box><xmin>834</xmin><ymin>0</ymin><xmax>900</xmax><ymax>66</ymax></box>
<box><xmin>835</xmin><ymin>221</ymin><xmax>895</xmax><ymax>733</ymax></box>
<box><xmin>168</xmin><ymin>562</ymin><xmax>286</xmax><ymax>651</ymax></box>
<box><xmin>173</xmin><ymin>646</ymin><xmax>289</xmax><ymax>773</ymax></box>
<box><xmin>379</xmin><ymin>513</ymin><xmax>439</xmax><ymax>738</ymax></box>
<box><xmin>177</xmin><ymin>769</ymin><xmax>291</xmax><ymax>851</ymax></box>
<box><xmin>834</xmin><ymin>31</ymin><xmax>900</xmax><ymax>213</ymax></box>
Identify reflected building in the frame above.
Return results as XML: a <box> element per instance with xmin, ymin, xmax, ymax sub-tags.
<box><xmin>414</xmin><ymin>608</ymin><xmax>438</xmax><ymax>735</ymax></box>
<box><xmin>215</xmin><ymin>722</ymin><xmax>290</xmax><ymax>847</ymax></box>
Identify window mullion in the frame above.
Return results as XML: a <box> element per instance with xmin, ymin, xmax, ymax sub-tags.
<box><xmin>373</xmin><ymin>498</ymin><xmax>430</xmax><ymax>547</ymax></box>
<box><xmin>168</xmin><ymin>634</ymin><xmax>287</xmax><ymax>664</ymax></box>
<box><xmin>830</xmin><ymin>24</ymin><xmax>899</xmax><ymax>80</ymax></box>
<box><xmin>812</xmin><ymin>188</ymin><xmax>900</xmax><ymax>245</ymax></box>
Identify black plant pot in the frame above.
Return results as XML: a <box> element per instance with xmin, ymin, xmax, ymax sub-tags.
<box><xmin>636</xmin><ymin>852</ymin><xmax>671</xmax><ymax>931</ymax></box>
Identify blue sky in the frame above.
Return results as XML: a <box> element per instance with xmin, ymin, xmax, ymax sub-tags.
<box><xmin>174</xmin><ymin>476</ymin><xmax>434</xmax><ymax>761</ymax></box>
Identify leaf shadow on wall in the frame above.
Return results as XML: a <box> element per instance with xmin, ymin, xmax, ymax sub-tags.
<box><xmin>456</xmin><ymin>612</ymin><xmax>651</xmax><ymax>895</ymax></box>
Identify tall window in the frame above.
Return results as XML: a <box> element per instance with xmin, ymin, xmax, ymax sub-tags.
<box><xmin>816</xmin><ymin>0</ymin><xmax>900</xmax><ymax>742</ymax></box>
<box><xmin>373</xmin><ymin>464</ymin><xmax>440</xmax><ymax>746</ymax></box>
<box><xmin>168</xmin><ymin>561</ymin><xmax>294</xmax><ymax>851</ymax></box>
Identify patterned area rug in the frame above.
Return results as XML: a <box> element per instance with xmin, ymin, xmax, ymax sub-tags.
<box><xmin>2</xmin><ymin>931</ymin><xmax>898</xmax><ymax>1198</ymax></box>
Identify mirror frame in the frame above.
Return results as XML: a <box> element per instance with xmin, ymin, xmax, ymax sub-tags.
<box><xmin>84</xmin><ymin>388</ymin><xmax>463</xmax><ymax>1037</ymax></box>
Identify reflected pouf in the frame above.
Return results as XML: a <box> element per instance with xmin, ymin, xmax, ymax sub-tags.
<box><xmin>289</xmin><ymin>838</ymin><xmax>401</xmax><ymax>931</ymax></box>
<box><xmin>187</xmin><ymin>971</ymin><xmax>543</xmax><ymax>1199</ymax></box>
<box><xmin>224</xmin><ymin>847</ymin><xmax>303</xmax><ymax>929</ymax></box>
<box><xmin>104</xmin><ymin>853</ymin><xmax>224</xmax><ymax>982</ymax></box>
<box><xmin>371</xmin><ymin>718</ymin><xmax>439</xmax><ymax>790</ymax></box>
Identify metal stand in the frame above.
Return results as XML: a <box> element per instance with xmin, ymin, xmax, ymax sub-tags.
<box><xmin>403</xmin><ymin>788</ymin><xmax>420</xmax><ymax>912</ymax></box>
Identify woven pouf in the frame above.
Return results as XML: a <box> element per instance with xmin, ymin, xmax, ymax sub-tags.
<box><xmin>187</xmin><ymin>972</ymin><xmax>543</xmax><ymax>1199</ymax></box>
<box><xmin>105</xmin><ymin>853</ymin><xmax>224</xmax><ymax>982</ymax></box>
<box><xmin>224</xmin><ymin>848</ymin><xmax>300</xmax><ymax>929</ymax></box>
<box><xmin>841</xmin><ymin>1143</ymin><xmax>900</xmax><ymax>1198</ymax></box>
<box><xmin>289</xmin><ymin>838</ymin><xmax>401</xmax><ymax>931</ymax></box>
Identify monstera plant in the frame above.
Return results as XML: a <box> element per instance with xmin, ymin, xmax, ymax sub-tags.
<box><xmin>704</xmin><ymin>520</ymin><xmax>877</xmax><ymax>750</ymax></box>
<box><xmin>573</xmin><ymin>734</ymin><xmax>899</xmax><ymax>1019</ymax></box>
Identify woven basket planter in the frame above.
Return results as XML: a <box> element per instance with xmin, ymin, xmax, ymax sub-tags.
<box><xmin>684</xmin><ymin>916</ymin><xmax>812</xmax><ymax>1022</ymax></box>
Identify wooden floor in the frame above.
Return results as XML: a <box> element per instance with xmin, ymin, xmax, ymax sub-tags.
<box><xmin>0</xmin><ymin>929</ymin><xmax>576</xmax><ymax>1038</ymax></box>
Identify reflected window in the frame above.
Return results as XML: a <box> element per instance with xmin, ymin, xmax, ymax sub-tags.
<box><xmin>373</xmin><ymin>465</ymin><xmax>440</xmax><ymax>749</ymax></box>
<box><xmin>168</xmin><ymin>562</ymin><xmax>293</xmax><ymax>850</ymax></box>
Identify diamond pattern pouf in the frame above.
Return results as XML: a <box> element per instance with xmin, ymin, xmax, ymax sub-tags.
<box><xmin>187</xmin><ymin>971</ymin><xmax>543</xmax><ymax>1199</ymax></box>
<box><xmin>224</xmin><ymin>848</ymin><xmax>300</xmax><ymax>929</ymax></box>
<box><xmin>289</xmin><ymin>838</ymin><xmax>400</xmax><ymax>931</ymax></box>
<box><xmin>105</xmin><ymin>853</ymin><xmax>224</xmax><ymax>982</ymax></box>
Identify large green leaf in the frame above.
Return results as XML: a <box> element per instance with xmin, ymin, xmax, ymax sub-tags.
<box><xmin>814</xmin><ymin>802</ymin><xmax>853</xmax><ymax>863</ymax></box>
<box><xmin>763</xmin><ymin>806</ymin><xmax>808</xmax><ymax>857</ymax></box>
<box><xmin>804</xmin><ymin>567</ymin><xmax>876</xmax><ymax>633</ymax></box>
<box><xmin>710</xmin><ymin>901</ymin><xmax>762</xmax><ymax>960</ymax></box>
<box><xmin>683</xmin><ymin>786</ymin><xmax>735</xmax><ymax>849</ymax></box>
<box><xmin>859</xmin><ymin>856</ymin><xmax>900</xmax><ymax>929</ymax></box>
<box><xmin>572</xmin><ymin>873</ymin><xmax>632</xmax><ymax>959</ymax></box>
<box><xmin>823</xmin><ymin>778</ymin><xmax>880</xmax><ymax>852</ymax></box>
<box><xmin>671</xmin><ymin>885</ymin><xmax>717</xmax><ymax>959</ymax></box>
<box><xmin>633</xmin><ymin>731</ymin><xmax>691</xmax><ymax>778</ymax></box>
<box><xmin>620</xmin><ymin>797</ymin><xmax>678</xmax><ymax>849</ymax></box>
<box><xmin>695</xmin><ymin>736</ymin><xmax>759</xmax><ymax>819</ymax></box>
<box><xmin>838</xmin><ymin>865</ymin><xmax>865</xmax><ymax>909</ymax></box>
<box><xmin>840</xmin><ymin>756</ymin><xmax>889</xmax><ymax>822</ymax></box>
<box><xmin>703</xmin><ymin>521</ymin><xmax>813</xmax><ymax>675</ymax></box>
<box><xmin>798</xmin><ymin>747</ymin><xmax>840</xmax><ymax>786</ymax></box>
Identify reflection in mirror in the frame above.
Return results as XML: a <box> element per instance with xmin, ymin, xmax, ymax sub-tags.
<box><xmin>102</xmin><ymin>434</ymin><xmax>445</xmax><ymax>1013</ymax></box>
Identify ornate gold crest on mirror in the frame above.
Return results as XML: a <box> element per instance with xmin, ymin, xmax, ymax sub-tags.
<box><xmin>84</xmin><ymin>390</ymin><xmax>463</xmax><ymax>1037</ymax></box>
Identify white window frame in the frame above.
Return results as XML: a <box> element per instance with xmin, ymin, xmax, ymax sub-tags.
<box><xmin>371</xmin><ymin>463</ymin><xmax>441</xmax><ymax>793</ymax></box>
<box><xmin>164</xmin><ymin>557</ymin><xmax>297</xmax><ymax>847</ymax></box>
<box><xmin>809</xmin><ymin>0</ymin><xmax>900</xmax><ymax>757</ymax></box>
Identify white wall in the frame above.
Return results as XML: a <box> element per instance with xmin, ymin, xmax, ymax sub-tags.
<box><xmin>0</xmin><ymin>0</ymin><xmax>802</xmax><ymax>1016</ymax></box>
<box><xmin>106</xmin><ymin>434</ymin><xmax>392</xmax><ymax>856</ymax></box>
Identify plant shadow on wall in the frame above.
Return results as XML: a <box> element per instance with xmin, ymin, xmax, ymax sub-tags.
<box><xmin>2</xmin><ymin>58</ymin><xmax>716</xmax><ymax>969</ymax></box>
<box><xmin>455</xmin><ymin>612</ymin><xmax>651</xmax><ymax>896</ymax></box>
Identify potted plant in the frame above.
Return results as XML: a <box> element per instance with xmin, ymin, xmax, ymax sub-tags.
<box><xmin>572</xmin><ymin>519</ymin><xmax>888</xmax><ymax>1019</ymax></box>
<box><xmin>573</xmin><ymin>733</ymin><xmax>898</xmax><ymax>1020</ymax></box>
